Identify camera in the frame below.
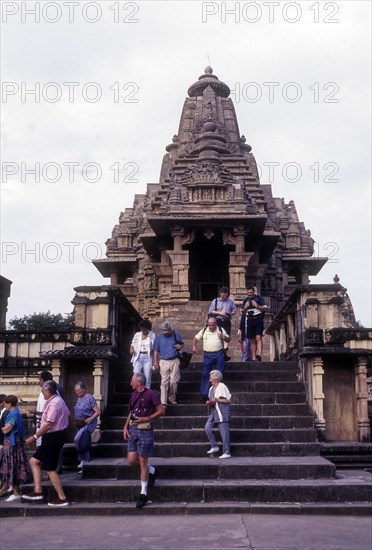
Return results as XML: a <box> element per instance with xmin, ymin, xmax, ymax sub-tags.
<box><xmin>246</xmin><ymin>302</ymin><xmax>254</xmax><ymax>317</ymax></box>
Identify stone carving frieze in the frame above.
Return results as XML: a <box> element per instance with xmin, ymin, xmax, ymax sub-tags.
<box><xmin>188</xmin><ymin>186</ymin><xmax>229</xmax><ymax>203</ymax></box>
<box><xmin>181</xmin><ymin>230</ymin><xmax>196</xmax><ymax>246</ymax></box>
<box><xmin>246</xmin><ymin>198</ymin><xmax>257</xmax><ymax>214</ymax></box>
<box><xmin>204</xmin><ymin>229</ymin><xmax>214</xmax><ymax>240</ymax></box>
<box><xmin>304</xmin><ymin>328</ymin><xmax>324</xmax><ymax>346</ymax></box>
<box><xmin>183</xmin><ymin>161</ymin><xmax>224</xmax><ymax>184</ymax></box>
<box><xmin>325</xmin><ymin>328</ymin><xmax>347</xmax><ymax>346</ymax></box>
<box><xmin>223</xmin><ymin>230</ymin><xmax>237</xmax><ymax>246</ymax></box>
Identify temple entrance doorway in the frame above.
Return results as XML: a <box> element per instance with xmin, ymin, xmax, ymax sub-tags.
<box><xmin>186</xmin><ymin>230</ymin><xmax>231</xmax><ymax>301</ymax></box>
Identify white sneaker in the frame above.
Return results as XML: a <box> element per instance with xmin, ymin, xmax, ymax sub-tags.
<box><xmin>206</xmin><ymin>446</ymin><xmax>219</xmax><ymax>454</ymax></box>
<box><xmin>77</xmin><ymin>460</ymin><xmax>86</xmax><ymax>469</ymax></box>
<box><xmin>219</xmin><ymin>453</ymin><xmax>231</xmax><ymax>459</ymax></box>
<box><xmin>5</xmin><ymin>494</ymin><xmax>21</xmax><ymax>502</ymax></box>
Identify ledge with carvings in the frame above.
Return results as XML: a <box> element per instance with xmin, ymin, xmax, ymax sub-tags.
<box><xmin>266</xmin><ymin>283</ymin><xmax>350</xmax><ymax>333</ymax></box>
<box><xmin>0</xmin><ymin>329</ymin><xmax>113</xmax><ymax>346</ymax></box>
<box><xmin>302</xmin><ymin>327</ymin><xmax>372</xmax><ymax>355</ymax></box>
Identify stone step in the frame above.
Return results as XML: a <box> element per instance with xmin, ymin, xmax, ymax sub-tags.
<box><xmin>4</xmin><ymin>469</ymin><xmax>370</xmax><ymax>507</ymax></box>
<box><xmin>82</xmin><ymin>457</ymin><xmax>335</xmax><ymax>480</ymax></box>
<box><xmin>100</xmin><ymin>428</ymin><xmax>318</xmax><ymax>444</ymax></box>
<box><xmin>115</xmin><ymin>380</ymin><xmax>305</xmax><ymax>393</ymax></box>
<box><xmin>106</xmin><ymin>403</ymin><xmax>313</xmax><ymax>417</ymax></box>
<box><xmin>110</xmin><ymin>392</ymin><xmax>308</xmax><ymax>405</ymax></box>
<box><xmin>117</xmin><ymin>361</ymin><xmax>298</xmax><ymax>373</ymax></box>
<box><xmin>91</xmin><ymin>442</ymin><xmax>321</xmax><ymax>458</ymax></box>
<box><xmin>320</xmin><ymin>442</ymin><xmax>372</xmax><ymax>469</ymax></box>
<box><xmin>105</xmin><ymin>415</ymin><xmax>315</xmax><ymax>430</ymax></box>
<box><xmin>184</xmin><ymin>379</ymin><xmax>303</xmax><ymax>391</ymax></box>
<box><xmin>2</xmin><ymin>501</ymin><xmax>371</xmax><ymax>517</ymax></box>
<box><xmin>115</xmin><ymin>372</ymin><xmax>300</xmax><ymax>387</ymax></box>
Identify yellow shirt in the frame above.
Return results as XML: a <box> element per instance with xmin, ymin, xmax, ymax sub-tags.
<box><xmin>194</xmin><ymin>327</ymin><xmax>227</xmax><ymax>353</ymax></box>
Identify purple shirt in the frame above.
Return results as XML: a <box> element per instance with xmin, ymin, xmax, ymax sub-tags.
<box><xmin>41</xmin><ymin>395</ymin><xmax>70</xmax><ymax>432</ymax></box>
<box><xmin>129</xmin><ymin>389</ymin><xmax>160</xmax><ymax>418</ymax></box>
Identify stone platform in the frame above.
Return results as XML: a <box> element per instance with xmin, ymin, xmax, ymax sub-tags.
<box><xmin>1</xmin><ymin>361</ymin><xmax>371</xmax><ymax>517</ymax></box>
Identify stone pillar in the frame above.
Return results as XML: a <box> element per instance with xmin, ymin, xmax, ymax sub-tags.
<box><xmin>355</xmin><ymin>357</ymin><xmax>371</xmax><ymax>442</ymax></box>
<box><xmin>305</xmin><ymin>298</ymin><xmax>320</xmax><ymax>328</ymax></box>
<box><xmin>269</xmin><ymin>334</ymin><xmax>276</xmax><ymax>361</ymax></box>
<box><xmin>92</xmin><ymin>358</ymin><xmax>109</xmax><ymax>441</ymax></box>
<box><xmin>110</xmin><ymin>271</ymin><xmax>118</xmax><ymax>285</ymax></box>
<box><xmin>166</xmin><ymin>250</ymin><xmax>190</xmax><ymax>303</ymax></box>
<box><xmin>279</xmin><ymin>322</ymin><xmax>287</xmax><ymax>358</ymax></box>
<box><xmin>312</xmin><ymin>356</ymin><xmax>326</xmax><ymax>440</ymax></box>
<box><xmin>274</xmin><ymin>328</ymin><xmax>280</xmax><ymax>361</ymax></box>
<box><xmin>229</xmin><ymin>252</ymin><xmax>254</xmax><ymax>300</ymax></box>
<box><xmin>173</xmin><ymin>234</ymin><xmax>182</xmax><ymax>252</ymax></box>
<box><xmin>301</xmin><ymin>269</ymin><xmax>310</xmax><ymax>285</ymax></box>
<box><xmin>287</xmin><ymin>314</ymin><xmax>295</xmax><ymax>349</ymax></box>
<box><xmin>50</xmin><ymin>359</ymin><xmax>63</xmax><ymax>385</ymax></box>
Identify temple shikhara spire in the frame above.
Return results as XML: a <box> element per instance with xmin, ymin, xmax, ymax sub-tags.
<box><xmin>93</xmin><ymin>67</ymin><xmax>327</xmax><ymax>320</ymax></box>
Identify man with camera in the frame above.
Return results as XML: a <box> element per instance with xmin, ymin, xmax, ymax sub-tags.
<box><xmin>123</xmin><ymin>372</ymin><xmax>165</xmax><ymax>509</ymax></box>
<box><xmin>239</xmin><ymin>286</ymin><xmax>268</xmax><ymax>362</ymax></box>
<box><xmin>192</xmin><ymin>317</ymin><xmax>231</xmax><ymax>401</ymax></box>
<box><xmin>207</xmin><ymin>287</ymin><xmax>236</xmax><ymax>361</ymax></box>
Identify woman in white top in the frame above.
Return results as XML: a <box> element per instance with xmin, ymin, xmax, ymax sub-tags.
<box><xmin>130</xmin><ymin>319</ymin><xmax>155</xmax><ymax>389</ymax></box>
<box><xmin>204</xmin><ymin>370</ymin><xmax>232</xmax><ymax>459</ymax></box>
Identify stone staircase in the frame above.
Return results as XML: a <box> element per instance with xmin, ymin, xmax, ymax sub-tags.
<box><xmin>2</xmin><ymin>360</ymin><xmax>371</xmax><ymax>516</ymax></box>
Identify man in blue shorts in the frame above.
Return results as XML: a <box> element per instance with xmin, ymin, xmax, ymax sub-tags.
<box><xmin>240</xmin><ymin>286</ymin><xmax>268</xmax><ymax>361</ymax></box>
<box><xmin>123</xmin><ymin>372</ymin><xmax>165</xmax><ymax>509</ymax></box>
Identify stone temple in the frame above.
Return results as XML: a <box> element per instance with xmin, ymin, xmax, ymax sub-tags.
<box><xmin>93</xmin><ymin>66</ymin><xmax>328</xmax><ymax>326</ymax></box>
<box><xmin>0</xmin><ymin>69</ymin><xmax>371</xmax><ymax>510</ymax></box>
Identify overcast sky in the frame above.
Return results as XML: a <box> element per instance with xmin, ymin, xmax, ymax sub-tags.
<box><xmin>1</xmin><ymin>0</ymin><xmax>371</xmax><ymax>326</ymax></box>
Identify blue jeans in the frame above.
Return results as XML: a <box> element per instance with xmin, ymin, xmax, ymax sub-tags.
<box><xmin>200</xmin><ymin>351</ymin><xmax>224</xmax><ymax>397</ymax></box>
<box><xmin>242</xmin><ymin>338</ymin><xmax>251</xmax><ymax>361</ymax></box>
<box><xmin>133</xmin><ymin>354</ymin><xmax>153</xmax><ymax>389</ymax></box>
<box><xmin>205</xmin><ymin>414</ymin><xmax>230</xmax><ymax>455</ymax></box>
<box><xmin>74</xmin><ymin>423</ymin><xmax>96</xmax><ymax>462</ymax></box>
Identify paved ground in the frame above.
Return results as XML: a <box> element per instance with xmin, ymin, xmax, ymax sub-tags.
<box><xmin>1</xmin><ymin>513</ymin><xmax>371</xmax><ymax>550</ymax></box>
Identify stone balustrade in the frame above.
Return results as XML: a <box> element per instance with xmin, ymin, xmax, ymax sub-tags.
<box><xmin>266</xmin><ymin>283</ymin><xmax>372</xmax><ymax>443</ymax></box>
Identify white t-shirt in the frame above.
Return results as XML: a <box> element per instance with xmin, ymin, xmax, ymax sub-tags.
<box><xmin>208</xmin><ymin>382</ymin><xmax>232</xmax><ymax>422</ymax></box>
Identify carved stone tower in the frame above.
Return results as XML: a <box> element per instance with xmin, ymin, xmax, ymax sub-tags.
<box><xmin>93</xmin><ymin>67</ymin><xmax>326</xmax><ymax>319</ymax></box>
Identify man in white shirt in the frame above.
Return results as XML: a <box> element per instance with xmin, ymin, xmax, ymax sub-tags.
<box><xmin>192</xmin><ymin>317</ymin><xmax>230</xmax><ymax>401</ymax></box>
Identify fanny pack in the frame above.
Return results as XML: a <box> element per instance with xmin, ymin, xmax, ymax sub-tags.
<box><xmin>129</xmin><ymin>420</ymin><xmax>151</xmax><ymax>430</ymax></box>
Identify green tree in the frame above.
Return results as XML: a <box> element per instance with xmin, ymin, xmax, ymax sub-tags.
<box><xmin>8</xmin><ymin>310</ymin><xmax>73</xmax><ymax>331</ymax></box>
